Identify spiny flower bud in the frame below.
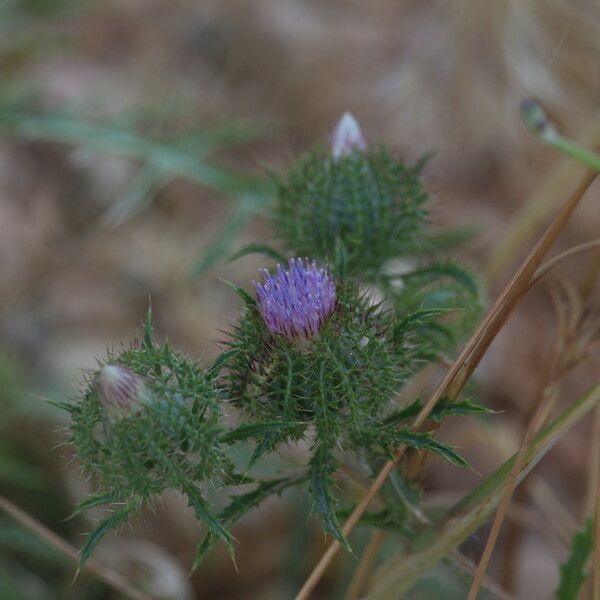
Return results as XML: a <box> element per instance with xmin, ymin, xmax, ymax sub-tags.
<box><xmin>254</xmin><ymin>258</ymin><xmax>336</xmax><ymax>339</ymax></box>
<box><xmin>331</xmin><ymin>112</ymin><xmax>367</xmax><ymax>159</ymax></box>
<box><xmin>98</xmin><ymin>364</ymin><xmax>147</xmax><ymax>417</ymax></box>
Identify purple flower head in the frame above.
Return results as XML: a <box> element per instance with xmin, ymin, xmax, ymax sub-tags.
<box><xmin>331</xmin><ymin>112</ymin><xmax>367</xmax><ymax>160</ymax></box>
<box><xmin>98</xmin><ymin>364</ymin><xmax>147</xmax><ymax>418</ymax></box>
<box><xmin>254</xmin><ymin>258</ymin><xmax>336</xmax><ymax>339</ymax></box>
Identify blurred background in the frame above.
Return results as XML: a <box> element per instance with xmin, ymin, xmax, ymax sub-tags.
<box><xmin>0</xmin><ymin>1</ymin><xmax>599</xmax><ymax>598</ymax></box>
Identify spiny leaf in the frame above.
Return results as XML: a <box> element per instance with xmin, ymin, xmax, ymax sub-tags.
<box><xmin>79</xmin><ymin>502</ymin><xmax>136</xmax><ymax>565</ymax></box>
<box><xmin>220</xmin><ymin>278</ymin><xmax>256</xmax><ymax>307</ymax></box>
<box><xmin>556</xmin><ymin>519</ymin><xmax>593</xmax><ymax>600</ymax></box>
<box><xmin>368</xmin><ymin>383</ymin><xmax>600</xmax><ymax>598</ymax></box>
<box><xmin>228</xmin><ymin>243</ymin><xmax>287</xmax><ymax>265</ymax></box>
<box><xmin>392</xmin><ymin>309</ymin><xmax>448</xmax><ymax>344</ymax></box>
<box><xmin>143</xmin><ymin>304</ymin><xmax>154</xmax><ymax>349</ymax></box>
<box><xmin>429</xmin><ymin>399</ymin><xmax>494</xmax><ymax>422</ymax></box>
<box><xmin>194</xmin><ymin>476</ymin><xmax>305</xmax><ymax>568</ymax></box>
<box><xmin>220</xmin><ymin>421</ymin><xmax>305</xmax><ymax>445</ymax></box>
<box><xmin>384</xmin><ymin>398</ymin><xmax>492</xmax><ymax>427</ymax></box>
<box><xmin>185</xmin><ymin>486</ymin><xmax>233</xmax><ymax>558</ymax></box>
<box><xmin>309</xmin><ymin>445</ymin><xmax>351</xmax><ymax>552</ymax></box>
<box><xmin>248</xmin><ymin>426</ymin><xmax>305</xmax><ymax>469</ymax></box>
<box><xmin>207</xmin><ymin>349</ymin><xmax>239</xmax><ymax>377</ymax></box>
<box><xmin>67</xmin><ymin>492</ymin><xmax>118</xmax><ymax>520</ymax></box>
<box><xmin>398</xmin><ymin>264</ymin><xmax>479</xmax><ymax>296</ymax></box>
<box><xmin>392</xmin><ymin>430</ymin><xmax>469</xmax><ymax>468</ymax></box>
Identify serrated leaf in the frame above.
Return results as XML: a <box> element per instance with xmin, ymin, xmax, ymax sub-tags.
<box><xmin>392</xmin><ymin>430</ymin><xmax>469</xmax><ymax>468</ymax></box>
<box><xmin>429</xmin><ymin>399</ymin><xmax>494</xmax><ymax>422</ymax></box>
<box><xmin>248</xmin><ymin>428</ymin><xmax>297</xmax><ymax>468</ymax></box>
<box><xmin>194</xmin><ymin>475</ymin><xmax>304</xmax><ymax>568</ymax></box>
<box><xmin>79</xmin><ymin>502</ymin><xmax>136</xmax><ymax>565</ymax></box>
<box><xmin>67</xmin><ymin>492</ymin><xmax>117</xmax><ymax>520</ymax></box>
<box><xmin>207</xmin><ymin>349</ymin><xmax>239</xmax><ymax>377</ymax></box>
<box><xmin>185</xmin><ymin>486</ymin><xmax>233</xmax><ymax>559</ymax></box>
<box><xmin>220</xmin><ymin>278</ymin><xmax>256</xmax><ymax>307</ymax></box>
<box><xmin>398</xmin><ymin>264</ymin><xmax>479</xmax><ymax>296</ymax></box>
<box><xmin>220</xmin><ymin>421</ymin><xmax>305</xmax><ymax>445</ymax></box>
<box><xmin>228</xmin><ymin>243</ymin><xmax>286</xmax><ymax>265</ymax></box>
<box><xmin>309</xmin><ymin>446</ymin><xmax>351</xmax><ymax>551</ymax></box>
<box><xmin>384</xmin><ymin>398</ymin><xmax>492</xmax><ymax>428</ymax></box>
<box><xmin>392</xmin><ymin>309</ymin><xmax>448</xmax><ymax>344</ymax></box>
<box><xmin>556</xmin><ymin>519</ymin><xmax>593</xmax><ymax>600</ymax></box>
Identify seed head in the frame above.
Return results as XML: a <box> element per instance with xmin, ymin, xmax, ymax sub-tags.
<box><xmin>254</xmin><ymin>258</ymin><xmax>336</xmax><ymax>339</ymax></box>
<box><xmin>331</xmin><ymin>112</ymin><xmax>367</xmax><ymax>159</ymax></box>
<box><xmin>98</xmin><ymin>364</ymin><xmax>147</xmax><ymax>418</ymax></box>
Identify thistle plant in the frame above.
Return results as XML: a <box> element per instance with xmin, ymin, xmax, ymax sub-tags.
<box><xmin>274</xmin><ymin>113</ymin><xmax>429</xmax><ymax>277</ymax></box>
<box><xmin>63</xmin><ymin>112</ymin><xmax>486</xmax><ymax>570</ymax></box>
<box><xmin>62</xmin><ymin>316</ymin><xmax>236</xmax><ymax>562</ymax></box>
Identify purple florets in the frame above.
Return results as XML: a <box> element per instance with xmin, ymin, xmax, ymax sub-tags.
<box><xmin>254</xmin><ymin>258</ymin><xmax>336</xmax><ymax>339</ymax></box>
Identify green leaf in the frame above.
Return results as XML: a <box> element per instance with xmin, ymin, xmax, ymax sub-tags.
<box><xmin>556</xmin><ymin>519</ymin><xmax>593</xmax><ymax>600</ymax></box>
<box><xmin>220</xmin><ymin>278</ymin><xmax>256</xmax><ymax>307</ymax></box>
<box><xmin>102</xmin><ymin>165</ymin><xmax>165</xmax><ymax>226</ymax></box>
<box><xmin>392</xmin><ymin>430</ymin><xmax>469</xmax><ymax>468</ymax></box>
<box><xmin>67</xmin><ymin>492</ymin><xmax>118</xmax><ymax>520</ymax></box>
<box><xmin>228</xmin><ymin>243</ymin><xmax>287</xmax><ymax>265</ymax></box>
<box><xmin>79</xmin><ymin>502</ymin><xmax>136</xmax><ymax>565</ymax></box>
<box><xmin>185</xmin><ymin>486</ymin><xmax>233</xmax><ymax>559</ymax></box>
<box><xmin>368</xmin><ymin>382</ymin><xmax>600</xmax><ymax>598</ymax></box>
<box><xmin>189</xmin><ymin>193</ymin><xmax>269</xmax><ymax>278</ymax></box>
<box><xmin>0</xmin><ymin>108</ymin><xmax>261</xmax><ymax>193</ymax></box>
<box><xmin>392</xmin><ymin>309</ymin><xmax>448</xmax><ymax>344</ymax></box>
<box><xmin>193</xmin><ymin>476</ymin><xmax>304</xmax><ymax>568</ymax></box>
<box><xmin>143</xmin><ymin>304</ymin><xmax>154</xmax><ymax>349</ymax></box>
<box><xmin>396</xmin><ymin>264</ymin><xmax>479</xmax><ymax>296</ymax></box>
<box><xmin>309</xmin><ymin>445</ymin><xmax>351</xmax><ymax>552</ymax></box>
<box><xmin>429</xmin><ymin>399</ymin><xmax>494</xmax><ymax>422</ymax></box>
<box><xmin>219</xmin><ymin>421</ymin><xmax>305</xmax><ymax>445</ymax></box>
<box><xmin>384</xmin><ymin>399</ymin><xmax>492</xmax><ymax>428</ymax></box>
<box><xmin>207</xmin><ymin>349</ymin><xmax>239</xmax><ymax>377</ymax></box>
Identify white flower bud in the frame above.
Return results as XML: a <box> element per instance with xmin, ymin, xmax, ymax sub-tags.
<box><xmin>98</xmin><ymin>364</ymin><xmax>147</xmax><ymax>418</ymax></box>
<box><xmin>331</xmin><ymin>112</ymin><xmax>367</xmax><ymax>159</ymax></box>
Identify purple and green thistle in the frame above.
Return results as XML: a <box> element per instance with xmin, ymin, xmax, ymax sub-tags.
<box><xmin>98</xmin><ymin>364</ymin><xmax>147</xmax><ymax>418</ymax></box>
<box><xmin>254</xmin><ymin>258</ymin><xmax>336</xmax><ymax>339</ymax></box>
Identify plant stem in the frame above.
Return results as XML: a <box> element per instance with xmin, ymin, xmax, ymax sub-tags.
<box><xmin>0</xmin><ymin>493</ymin><xmax>153</xmax><ymax>600</ymax></box>
<box><xmin>344</xmin><ymin>530</ymin><xmax>385</xmax><ymax>600</ymax></box>
<box><xmin>485</xmin><ymin>114</ymin><xmax>600</xmax><ymax>285</ymax></box>
<box><xmin>529</xmin><ymin>239</ymin><xmax>600</xmax><ymax>290</ymax></box>
<box><xmin>466</xmin><ymin>384</ymin><xmax>561</xmax><ymax>600</ymax></box>
<box><xmin>293</xmin><ymin>170</ymin><xmax>597</xmax><ymax>600</ymax></box>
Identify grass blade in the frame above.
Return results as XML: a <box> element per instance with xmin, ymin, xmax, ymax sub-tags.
<box><xmin>369</xmin><ymin>383</ymin><xmax>600</xmax><ymax>598</ymax></box>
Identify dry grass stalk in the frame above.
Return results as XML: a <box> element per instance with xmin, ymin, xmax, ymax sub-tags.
<box><xmin>344</xmin><ymin>530</ymin><xmax>386</xmax><ymax>600</ymax></box>
<box><xmin>294</xmin><ymin>170</ymin><xmax>597</xmax><ymax>600</ymax></box>
<box><xmin>0</xmin><ymin>493</ymin><xmax>153</xmax><ymax>600</ymax></box>
<box><xmin>466</xmin><ymin>279</ymin><xmax>580</xmax><ymax>600</ymax></box>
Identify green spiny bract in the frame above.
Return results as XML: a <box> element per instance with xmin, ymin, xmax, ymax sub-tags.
<box><xmin>64</xmin><ymin>318</ymin><xmax>234</xmax><ymax>564</ymax></box>
<box><xmin>274</xmin><ymin>147</ymin><xmax>428</xmax><ymax>277</ymax></box>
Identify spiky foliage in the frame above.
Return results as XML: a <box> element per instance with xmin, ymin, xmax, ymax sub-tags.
<box><xmin>274</xmin><ymin>147</ymin><xmax>428</xmax><ymax>276</ymax></box>
<box><xmin>60</xmin><ymin>117</ymin><xmax>488</xmax><ymax>569</ymax></box>
<box><xmin>225</xmin><ymin>265</ymin><xmax>473</xmax><ymax>545</ymax></box>
<box><xmin>63</xmin><ymin>315</ymin><xmax>234</xmax><ymax>564</ymax></box>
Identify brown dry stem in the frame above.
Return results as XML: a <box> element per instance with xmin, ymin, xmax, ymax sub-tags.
<box><xmin>294</xmin><ymin>170</ymin><xmax>597</xmax><ymax>600</ymax></box>
<box><xmin>0</xmin><ymin>492</ymin><xmax>153</xmax><ymax>600</ymax></box>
